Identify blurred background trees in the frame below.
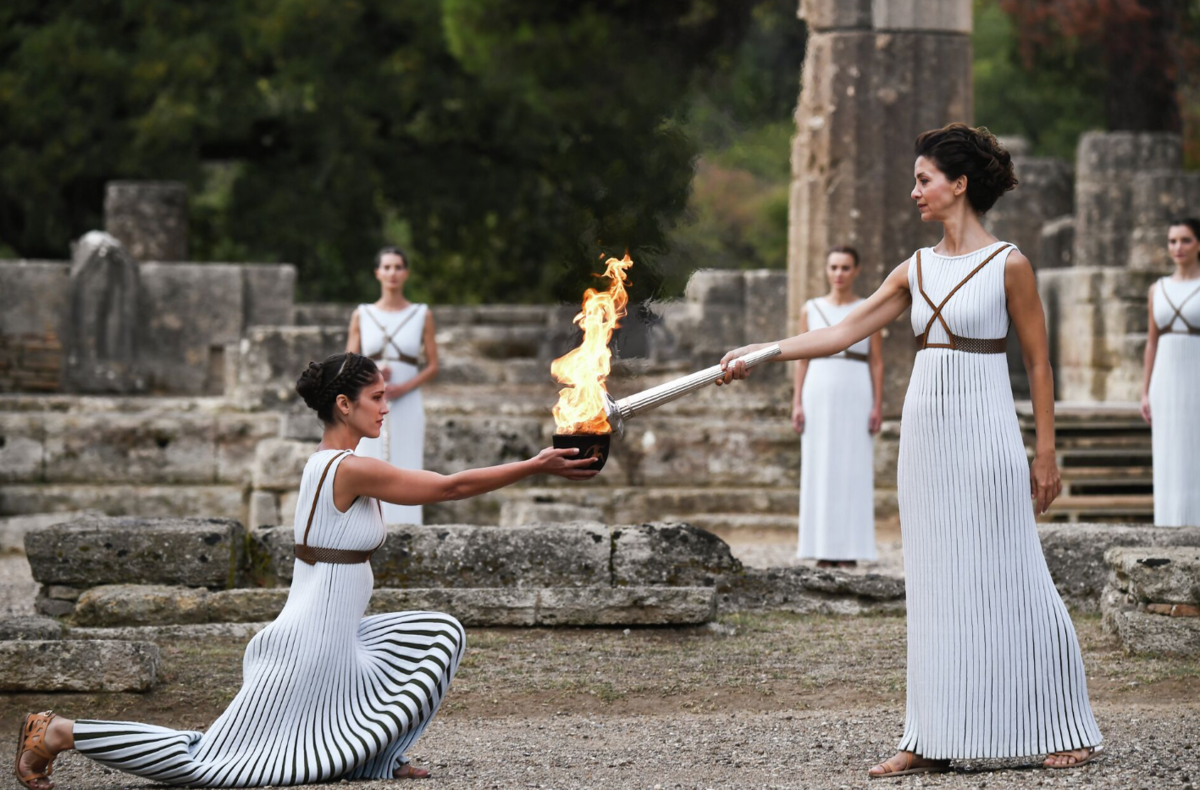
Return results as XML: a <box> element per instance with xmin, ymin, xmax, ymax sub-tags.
<box><xmin>0</xmin><ymin>0</ymin><xmax>1195</xmax><ymax>303</ymax></box>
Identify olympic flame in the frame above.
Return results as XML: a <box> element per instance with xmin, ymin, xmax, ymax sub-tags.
<box><xmin>550</xmin><ymin>254</ymin><xmax>633</xmax><ymax>435</ymax></box>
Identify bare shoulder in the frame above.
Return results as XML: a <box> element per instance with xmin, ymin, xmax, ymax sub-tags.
<box><xmin>884</xmin><ymin>257</ymin><xmax>913</xmax><ymax>290</ymax></box>
<box><xmin>1003</xmin><ymin>249</ymin><xmax>1036</xmax><ymax>289</ymax></box>
<box><xmin>1004</xmin><ymin>248</ymin><xmax>1033</xmax><ymax>271</ymax></box>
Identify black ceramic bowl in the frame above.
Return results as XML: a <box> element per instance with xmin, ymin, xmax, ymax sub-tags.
<box><xmin>552</xmin><ymin>432</ymin><xmax>611</xmax><ymax>472</ymax></box>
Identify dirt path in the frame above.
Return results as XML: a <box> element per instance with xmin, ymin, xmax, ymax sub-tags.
<box><xmin>4</xmin><ymin>613</ymin><xmax>1197</xmax><ymax>789</ymax></box>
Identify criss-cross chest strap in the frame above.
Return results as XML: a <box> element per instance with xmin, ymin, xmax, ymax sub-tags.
<box><xmin>1159</xmin><ymin>279</ymin><xmax>1200</xmax><ymax>335</ymax></box>
<box><xmin>362</xmin><ymin>306</ymin><xmax>422</xmax><ymax>365</ymax></box>
<box><xmin>809</xmin><ymin>300</ymin><xmax>868</xmax><ymax>363</ymax></box>
<box><xmin>915</xmin><ymin>245</ymin><xmax>1011</xmax><ymax>352</ymax></box>
<box><xmin>295</xmin><ymin>451</ymin><xmax>383</xmax><ymax>565</ymax></box>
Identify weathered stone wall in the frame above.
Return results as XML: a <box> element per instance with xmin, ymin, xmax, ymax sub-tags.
<box><xmin>104</xmin><ymin>181</ymin><xmax>188</xmax><ymax>262</ymax></box>
<box><xmin>788</xmin><ymin>0</ymin><xmax>973</xmax><ymax>417</ymax></box>
<box><xmin>1103</xmin><ymin>546</ymin><xmax>1200</xmax><ymax>655</ymax></box>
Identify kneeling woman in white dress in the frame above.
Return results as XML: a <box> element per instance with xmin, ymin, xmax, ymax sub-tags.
<box><xmin>720</xmin><ymin>124</ymin><xmax>1102</xmax><ymax>776</ymax></box>
<box><xmin>15</xmin><ymin>352</ymin><xmax>598</xmax><ymax>790</ymax></box>
<box><xmin>793</xmin><ymin>245</ymin><xmax>883</xmax><ymax>567</ymax></box>
<box><xmin>347</xmin><ymin>246</ymin><xmax>438</xmax><ymax>525</ymax></box>
<box><xmin>1140</xmin><ymin>217</ymin><xmax>1200</xmax><ymax>527</ymax></box>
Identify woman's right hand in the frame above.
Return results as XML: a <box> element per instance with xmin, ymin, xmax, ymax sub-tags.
<box><xmin>379</xmin><ymin>363</ymin><xmax>392</xmax><ymax>382</ymax></box>
<box><xmin>1139</xmin><ymin>393</ymin><xmax>1152</xmax><ymax>424</ymax></box>
<box><xmin>717</xmin><ymin>343</ymin><xmax>772</xmax><ymax>385</ymax></box>
<box><xmin>533</xmin><ymin>447</ymin><xmax>601</xmax><ymax>481</ymax></box>
<box><xmin>791</xmin><ymin>402</ymin><xmax>805</xmax><ymax>434</ymax></box>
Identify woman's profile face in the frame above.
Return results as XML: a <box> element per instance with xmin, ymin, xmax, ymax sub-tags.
<box><xmin>337</xmin><ymin>372</ymin><xmax>389</xmax><ymax>438</ymax></box>
<box><xmin>911</xmin><ymin>156</ymin><xmax>961</xmax><ymax>222</ymax></box>
<box><xmin>825</xmin><ymin>252</ymin><xmax>859</xmax><ymax>290</ymax></box>
<box><xmin>1168</xmin><ymin>224</ymin><xmax>1199</xmax><ymax>267</ymax></box>
<box><xmin>376</xmin><ymin>252</ymin><xmax>409</xmax><ymax>291</ymax></box>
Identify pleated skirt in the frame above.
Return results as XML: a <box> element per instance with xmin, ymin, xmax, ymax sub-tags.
<box><xmin>798</xmin><ymin>358</ymin><xmax>877</xmax><ymax>560</ymax></box>
<box><xmin>73</xmin><ymin>562</ymin><xmax>465</xmax><ymax>787</ymax></box>
<box><xmin>896</xmin><ymin>350</ymin><xmax>1102</xmax><ymax>758</ymax></box>
<box><xmin>1149</xmin><ymin>336</ymin><xmax>1200</xmax><ymax>526</ymax></box>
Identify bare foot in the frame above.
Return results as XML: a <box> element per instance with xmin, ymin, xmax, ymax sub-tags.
<box><xmin>1044</xmin><ymin>747</ymin><xmax>1099</xmax><ymax>768</ymax></box>
<box><xmin>868</xmin><ymin>750</ymin><xmax>950</xmax><ymax>778</ymax></box>
<box><xmin>393</xmin><ymin>762</ymin><xmax>430</xmax><ymax>779</ymax></box>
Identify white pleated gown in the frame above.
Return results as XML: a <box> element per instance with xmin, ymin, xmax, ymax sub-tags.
<box><xmin>897</xmin><ymin>242</ymin><xmax>1102</xmax><ymax>759</ymax></box>
<box><xmin>355</xmin><ymin>303</ymin><xmax>428</xmax><ymax>525</ymax></box>
<box><xmin>73</xmin><ymin>450</ymin><xmax>466</xmax><ymax>787</ymax></box>
<box><xmin>1149</xmin><ymin>277</ymin><xmax>1200</xmax><ymax>527</ymax></box>
<box><xmin>798</xmin><ymin>298</ymin><xmax>877</xmax><ymax>561</ymax></box>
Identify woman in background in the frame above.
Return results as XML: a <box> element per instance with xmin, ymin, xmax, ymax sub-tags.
<box><xmin>347</xmin><ymin>246</ymin><xmax>438</xmax><ymax>524</ymax></box>
<box><xmin>1139</xmin><ymin>217</ymin><xmax>1200</xmax><ymax>527</ymax></box>
<box><xmin>792</xmin><ymin>245</ymin><xmax>883</xmax><ymax>568</ymax></box>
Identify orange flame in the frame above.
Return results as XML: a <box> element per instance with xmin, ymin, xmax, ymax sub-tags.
<box><xmin>551</xmin><ymin>254</ymin><xmax>633</xmax><ymax>435</ymax></box>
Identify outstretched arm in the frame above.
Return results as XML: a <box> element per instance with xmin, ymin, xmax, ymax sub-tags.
<box><xmin>719</xmin><ymin>260</ymin><xmax>913</xmax><ymax>382</ymax></box>
<box><xmin>1006</xmin><ymin>251</ymin><xmax>1061</xmax><ymax>516</ymax></box>
<box><xmin>334</xmin><ymin>448</ymin><xmax>598</xmax><ymax>509</ymax></box>
<box><xmin>1140</xmin><ymin>284</ymin><xmax>1159</xmax><ymax>424</ymax></box>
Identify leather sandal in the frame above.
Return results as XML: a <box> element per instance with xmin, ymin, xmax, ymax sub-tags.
<box><xmin>394</xmin><ymin>762</ymin><xmax>430</xmax><ymax>779</ymax></box>
<box><xmin>868</xmin><ymin>751</ymin><xmax>950</xmax><ymax>779</ymax></box>
<box><xmin>1045</xmin><ymin>746</ymin><xmax>1103</xmax><ymax>769</ymax></box>
<box><xmin>14</xmin><ymin>711</ymin><xmax>58</xmax><ymax>790</ymax></box>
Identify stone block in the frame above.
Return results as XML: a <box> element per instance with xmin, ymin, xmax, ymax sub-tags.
<box><xmin>871</xmin><ymin>0</ymin><xmax>972</xmax><ymax>33</ymax></box>
<box><xmin>799</xmin><ymin>0</ymin><xmax>872</xmax><ymax>30</ymax></box>
<box><xmin>63</xmin><ymin>233</ymin><xmax>145</xmax><ymax>394</ymax></box>
<box><xmin>0</xmin><ymin>261</ymin><xmax>70</xmax><ymax>337</ymax></box>
<box><xmin>73</xmin><ymin>584</ymin><xmax>209</xmax><ymax>627</ymax></box>
<box><xmin>41</xmin><ymin>411</ymin><xmax>218</xmax><ymax>484</ymax></box>
<box><xmin>248</xmin><ymin>491</ymin><xmax>280</xmax><ymax>529</ymax></box>
<box><xmin>0</xmin><ymin>639</ymin><xmax>159</xmax><ymax>692</ymax></box>
<box><xmin>0</xmin><ymin>484</ymin><xmax>245</xmax><ymax>522</ymax></box>
<box><xmin>1</xmin><ymin>511</ymin><xmax>103</xmax><ymax>554</ymax></box>
<box><xmin>1130</xmin><ymin>170</ymin><xmax>1200</xmax><ymax>270</ymax></box>
<box><xmin>104</xmin><ymin>181</ymin><xmax>188</xmax><ymax>261</ymax></box>
<box><xmin>1039</xmin><ymin>524</ymin><xmax>1200</xmax><ymax>611</ymax></box>
<box><xmin>718</xmin><ymin>566</ymin><xmax>906</xmax><ymax>616</ymax></box>
<box><xmin>207</xmin><ymin>589</ymin><xmax>290</xmax><ymax>623</ymax></box>
<box><xmin>370</xmin><ymin>588</ymin><xmax>538</xmax><ymax>627</ymax></box>
<box><xmin>425</xmin><ymin>415</ymin><xmax>546</xmax><ymax>475</ymax></box>
<box><xmin>253</xmin><ymin>438</ymin><xmax>318</xmax><ymax>491</ymax></box>
<box><xmin>242</xmin><ymin>264</ymin><xmax>297</xmax><ymax>327</ymax></box>
<box><xmin>535</xmin><ymin>587</ymin><xmax>714</xmax><ymax>626</ymax></box>
<box><xmin>1106</xmin><ymin>546</ymin><xmax>1200</xmax><ymax>605</ymax></box>
<box><xmin>612</xmin><ymin>523</ymin><xmax>741</xmax><ymax>587</ymax></box>
<box><xmin>25</xmin><ymin>516</ymin><xmax>243</xmax><ymax>588</ymax></box>
<box><xmin>0</xmin><ymin>413</ymin><xmax>45</xmax><ymax>483</ymax></box>
<box><xmin>226</xmin><ymin>326</ymin><xmax>348</xmax><ymax>409</ymax></box>
<box><xmin>252</xmin><ymin>523</ymin><xmax>612</xmax><ymax>588</ymax></box>
<box><xmin>984</xmin><ymin>156</ymin><xmax>1072</xmax><ymax>265</ymax></box>
<box><xmin>683</xmin><ymin>270</ymin><xmax>747</xmax><ymax>362</ymax></box>
<box><xmin>216</xmin><ymin>412</ymin><xmax>284</xmax><ymax>484</ymax></box>
<box><xmin>630</xmin><ymin>415</ymin><xmax>798</xmax><ymax>487</ymax></box>
<box><xmin>0</xmin><ymin>616</ymin><xmax>62</xmax><ymax>640</ymax></box>
<box><xmin>498</xmin><ymin>500</ymin><xmax>605</xmax><ymax>528</ymax></box>
<box><xmin>1106</xmin><ymin>609</ymin><xmax>1200</xmax><ymax>657</ymax></box>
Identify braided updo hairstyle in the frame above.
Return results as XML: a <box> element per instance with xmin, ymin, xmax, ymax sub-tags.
<box><xmin>295</xmin><ymin>352</ymin><xmax>380</xmax><ymax>423</ymax></box>
<box><xmin>914</xmin><ymin>123</ymin><xmax>1019</xmax><ymax>214</ymax></box>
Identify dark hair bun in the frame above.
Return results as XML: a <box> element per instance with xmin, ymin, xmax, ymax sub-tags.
<box><xmin>294</xmin><ymin>353</ymin><xmax>380</xmax><ymax>424</ymax></box>
<box><xmin>915</xmin><ymin>123</ymin><xmax>1018</xmax><ymax>214</ymax></box>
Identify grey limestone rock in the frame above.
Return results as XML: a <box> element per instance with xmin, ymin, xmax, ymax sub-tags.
<box><xmin>1106</xmin><ymin>609</ymin><xmax>1200</xmax><ymax>657</ymax></box>
<box><xmin>74</xmin><ymin>584</ymin><xmax>209</xmax><ymax>627</ymax></box>
<box><xmin>0</xmin><ymin>639</ymin><xmax>159</xmax><ymax>692</ymax></box>
<box><xmin>1105</xmin><ymin>546</ymin><xmax>1200</xmax><ymax>605</ymax></box>
<box><xmin>612</xmin><ymin>523</ymin><xmax>742</xmax><ymax>587</ymax></box>
<box><xmin>0</xmin><ymin>616</ymin><xmax>62</xmax><ymax>641</ymax></box>
<box><xmin>25</xmin><ymin>515</ymin><xmax>243</xmax><ymax>588</ymax></box>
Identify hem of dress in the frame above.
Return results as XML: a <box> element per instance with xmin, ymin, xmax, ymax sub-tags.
<box><xmin>896</xmin><ymin>735</ymin><xmax>1104</xmax><ymax>760</ymax></box>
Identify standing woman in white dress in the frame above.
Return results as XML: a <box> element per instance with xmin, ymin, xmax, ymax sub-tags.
<box><xmin>719</xmin><ymin>124</ymin><xmax>1102</xmax><ymax>776</ymax></box>
<box><xmin>14</xmin><ymin>352</ymin><xmax>597</xmax><ymax>790</ymax></box>
<box><xmin>347</xmin><ymin>246</ymin><xmax>437</xmax><ymax>525</ymax></box>
<box><xmin>1140</xmin><ymin>217</ymin><xmax>1200</xmax><ymax>527</ymax></box>
<box><xmin>793</xmin><ymin>245</ymin><xmax>883</xmax><ymax>567</ymax></box>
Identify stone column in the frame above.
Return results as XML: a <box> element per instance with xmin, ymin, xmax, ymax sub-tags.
<box><xmin>104</xmin><ymin>181</ymin><xmax>188</xmax><ymax>262</ymax></box>
<box><xmin>788</xmin><ymin>0</ymin><xmax>973</xmax><ymax>415</ymax></box>
<box><xmin>63</xmin><ymin>232</ymin><xmax>145</xmax><ymax>393</ymax></box>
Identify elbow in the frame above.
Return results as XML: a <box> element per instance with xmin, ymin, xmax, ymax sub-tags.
<box><xmin>425</xmin><ymin>362</ymin><xmax>439</xmax><ymax>381</ymax></box>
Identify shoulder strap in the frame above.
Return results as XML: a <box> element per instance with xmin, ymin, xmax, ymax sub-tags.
<box><xmin>1161</xmin><ymin>278</ymin><xmax>1200</xmax><ymax>331</ymax></box>
<box><xmin>916</xmin><ymin>244</ymin><xmax>1011</xmax><ymax>346</ymax></box>
<box><xmin>809</xmin><ymin>299</ymin><xmax>833</xmax><ymax>328</ymax></box>
<box><xmin>302</xmin><ymin>450</ymin><xmax>351</xmax><ymax>548</ymax></box>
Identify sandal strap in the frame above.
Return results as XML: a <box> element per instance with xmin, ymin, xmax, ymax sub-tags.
<box><xmin>20</xmin><ymin>711</ymin><xmax>57</xmax><ymax>774</ymax></box>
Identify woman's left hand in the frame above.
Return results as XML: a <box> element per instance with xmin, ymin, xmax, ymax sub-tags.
<box><xmin>868</xmin><ymin>406</ymin><xmax>882</xmax><ymax>435</ymax></box>
<box><xmin>1029</xmin><ymin>452</ymin><xmax>1062</xmax><ymax>516</ymax></box>
<box><xmin>385</xmin><ymin>382</ymin><xmax>413</xmax><ymax>400</ymax></box>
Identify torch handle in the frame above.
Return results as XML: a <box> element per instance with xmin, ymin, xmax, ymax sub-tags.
<box><xmin>611</xmin><ymin>343</ymin><xmax>781</xmax><ymax>420</ymax></box>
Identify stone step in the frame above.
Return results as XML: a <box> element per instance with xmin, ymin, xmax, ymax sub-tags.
<box><xmin>0</xmin><ymin>484</ymin><xmax>244</xmax><ymax>522</ymax></box>
<box><xmin>663</xmin><ymin>513</ymin><xmax>798</xmax><ymax>536</ymax></box>
<box><xmin>1061</xmin><ymin>466</ymin><xmax>1153</xmax><ymax>482</ymax></box>
<box><xmin>69</xmin><ymin>585</ymin><xmax>716</xmax><ymax>628</ymax></box>
<box><xmin>1044</xmin><ymin>494</ymin><xmax>1155</xmax><ymax>524</ymax></box>
<box><xmin>0</xmin><ymin>639</ymin><xmax>159</xmax><ymax>692</ymax></box>
<box><xmin>497</xmin><ymin>486</ymin><xmax>799</xmax><ymax>522</ymax></box>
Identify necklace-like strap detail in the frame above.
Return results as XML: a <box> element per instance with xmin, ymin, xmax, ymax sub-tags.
<box><xmin>914</xmin><ymin>244</ymin><xmax>1011</xmax><ymax>353</ymax></box>
<box><xmin>362</xmin><ymin>305</ymin><xmax>422</xmax><ymax>365</ymax></box>
<box><xmin>1158</xmin><ymin>278</ymin><xmax>1200</xmax><ymax>335</ymax></box>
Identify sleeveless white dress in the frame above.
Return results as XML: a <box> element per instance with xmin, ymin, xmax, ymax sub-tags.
<box><xmin>797</xmin><ymin>298</ymin><xmax>877</xmax><ymax>561</ymax></box>
<box><xmin>73</xmin><ymin>450</ymin><xmax>465</xmax><ymax>786</ymax></box>
<box><xmin>1149</xmin><ymin>276</ymin><xmax>1200</xmax><ymax>527</ymax></box>
<box><xmin>355</xmin><ymin>303</ymin><xmax>428</xmax><ymax>525</ymax></box>
<box><xmin>897</xmin><ymin>242</ymin><xmax>1102</xmax><ymax>758</ymax></box>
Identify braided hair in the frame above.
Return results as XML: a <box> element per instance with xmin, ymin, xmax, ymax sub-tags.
<box><xmin>914</xmin><ymin>123</ymin><xmax>1018</xmax><ymax>214</ymax></box>
<box><xmin>295</xmin><ymin>352</ymin><xmax>380</xmax><ymax>423</ymax></box>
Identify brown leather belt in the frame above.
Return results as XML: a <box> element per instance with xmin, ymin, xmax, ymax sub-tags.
<box><xmin>1159</xmin><ymin>326</ymin><xmax>1200</xmax><ymax>336</ymax></box>
<box><xmin>294</xmin><ymin>544</ymin><xmax>376</xmax><ymax>565</ymax></box>
<box><xmin>842</xmin><ymin>351</ymin><xmax>869</xmax><ymax>363</ymax></box>
<box><xmin>368</xmin><ymin>351</ymin><xmax>420</xmax><ymax>366</ymax></box>
<box><xmin>914</xmin><ymin>332</ymin><xmax>1007</xmax><ymax>354</ymax></box>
